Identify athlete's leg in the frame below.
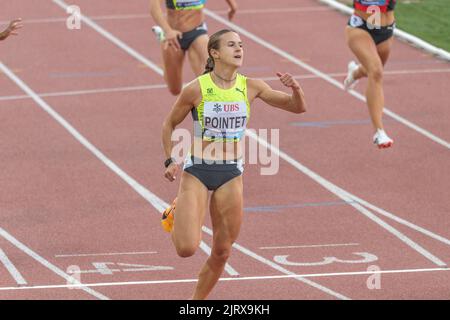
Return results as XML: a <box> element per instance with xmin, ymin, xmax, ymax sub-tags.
<box><xmin>171</xmin><ymin>171</ymin><xmax>209</xmax><ymax>257</ymax></box>
<box><xmin>352</xmin><ymin>61</ymin><xmax>368</xmax><ymax>80</ymax></box>
<box><xmin>376</xmin><ymin>36</ymin><xmax>394</xmax><ymax>66</ymax></box>
<box><xmin>191</xmin><ymin>175</ymin><xmax>243</xmax><ymax>300</ymax></box>
<box><xmin>187</xmin><ymin>34</ymin><xmax>209</xmax><ymax>76</ymax></box>
<box><xmin>161</xmin><ymin>43</ymin><xmax>185</xmax><ymax>95</ymax></box>
<box><xmin>353</xmin><ymin>35</ymin><xmax>394</xmax><ymax>80</ymax></box>
<box><xmin>345</xmin><ymin>26</ymin><xmax>385</xmax><ymax>130</ymax></box>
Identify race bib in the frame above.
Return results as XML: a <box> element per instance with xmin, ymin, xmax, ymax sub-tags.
<box><xmin>359</xmin><ymin>0</ymin><xmax>386</xmax><ymax>5</ymax></box>
<box><xmin>175</xmin><ymin>0</ymin><xmax>204</xmax><ymax>8</ymax></box>
<box><xmin>203</xmin><ymin>101</ymin><xmax>247</xmax><ymax>139</ymax></box>
<box><xmin>349</xmin><ymin>14</ymin><xmax>364</xmax><ymax>27</ymax></box>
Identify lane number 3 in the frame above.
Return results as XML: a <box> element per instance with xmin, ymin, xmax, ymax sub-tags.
<box><xmin>274</xmin><ymin>252</ymin><xmax>378</xmax><ymax>266</ymax></box>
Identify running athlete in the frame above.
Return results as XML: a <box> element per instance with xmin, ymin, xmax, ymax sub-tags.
<box><xmin>161</xmin><ymin>29</ymin><xmax>306</xmax><ymax>299</ymax></box>
<box><xmin>344</xmin><ymin>0</ymin><xmax>396</xmax><ymax>148</ymax></box>
<box><xmin>150</xmin><ymin>0</ymin><xmax>238</xmax><ymax>95</ymax></box>
<box><xmin>0</xmin><ymin>19</ymin><xmax>23</xmax><ymax>41</ymax></box>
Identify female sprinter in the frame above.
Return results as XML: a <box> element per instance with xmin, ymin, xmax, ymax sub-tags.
<box><xmin>344</xmin><ymin>0</ymin><xmax>396</xmax><ymax>148</ymax></box>
<box><xmin>161</xmin><ymin>29</ymin><xmax>306</xmax><ymax>299</ymax></box>
<box><xmin>0</xmin><ymin>19</ymin><xmax>23</xmax><ymax>41</ymax></box>
<box><xmin>150</xmin><ymin>0</ymin><xmax>238</xmax><ymax>95</ymax></box>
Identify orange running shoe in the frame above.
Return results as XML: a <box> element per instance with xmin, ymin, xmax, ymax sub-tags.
<box><xmin>161</xmin><ymin>198</ymin><xmax>176</xmax><ymax>233</ymax></box>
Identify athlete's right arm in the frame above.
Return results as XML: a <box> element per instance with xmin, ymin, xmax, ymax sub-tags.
<box><xmin>161</xmin><ymin>80</ymin><xmax>200</xmax><ymax>181</ymax></box>
<box><xmin>149</xmin><ymin>0</ymin><xmax>182</xmax><ymax>51</ymax></box>
<box><xmin>149</xmin><ymin>0</ymin><xmax>172</xmax><ymax>34</ymax></box>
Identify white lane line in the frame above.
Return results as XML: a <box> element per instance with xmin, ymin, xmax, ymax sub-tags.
<box><xmin>346</xmin><ymin>194</ymin><xmax>450</xmax><ymax>247</ymax></box>
<box><xmin>260</xmin><ymin>243</ymin><xmax>360</xmax><ymax>250</ymax></box>
<box><xmin>0</xmin><ymin>227</ymin><xmax>109</xmax><ymax>300</ymax></box>
<box><xmin>0</xmin><ymin>84</ymin><xmax>167</xmax><ymax>102</ymax></box>
<box><xmin>204</xmin><ymin>9</ymin><xmax>450</xmax><ymax>150</ymax></box>
<box><xmin>2</xmin><ymin>68</ymin><xmax>449</xmax><ymax>102</ymax></box>
<box><xmin>50</xmin><ymin>0</ymin><xmax>350</xmax><ymax>300</ymax></box>
<box><xmin>0</xmin><ymin>266</ymin><xmax>448</xmax><ymax>291</ymax></box>
<box><xmin>54</xmin><ymin>251</ymin><xmax>157</xmax><ymax>258</ymax></box>
<box><xmin>383</xmin><ymin>68</ymin><xmax>450</xmax><ymax>76</ymax></box>
<box><xmin>247</xmin><ymin>130</ymin><xmax>447</xmax><ymax>267</ymax></box>
<box><xmin>0</xmin><ymin>249</ymin><xmax>28</xmax><ymax>286</ymax></box>
<box><xmin>0</xmin><ymin>15</ymin><xmax>149</xmax><ymax>25</ymax></box>
<box><xmin>0</xmin><ymin>7</ymin><xmax>329</xmax><ymax>25</ymax></box>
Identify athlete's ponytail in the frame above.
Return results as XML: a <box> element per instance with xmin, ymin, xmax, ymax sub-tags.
<box><xmin>203</xmin><ymin>29</ymin><xmax>235</xmax><ymax>74</ymax></box>
<box><xmin>204</xmin><ymin>57</ymin><xmax>215</xmax><ymax>74</ymax></box>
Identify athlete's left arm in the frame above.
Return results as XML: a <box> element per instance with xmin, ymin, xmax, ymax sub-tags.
<box><xmin>225</xmin><ymin>0</ymin><xmax>238</xmax><ymax>21</ymax></box>
<box><xmin>249</xmin><ymin>73</ymin><xmax>306</xmax><ymax>114</ymax></box>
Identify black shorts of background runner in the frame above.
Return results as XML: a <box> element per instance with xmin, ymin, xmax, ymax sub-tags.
<box><xmin>178</xmin><ymin>22</ymin><xmax>208</xmax><ymax>51</ymax></box>
<box><xmin>347</xmin><ymin>15</ymin><xmax>395</xmax><ymax>45</ymax></box>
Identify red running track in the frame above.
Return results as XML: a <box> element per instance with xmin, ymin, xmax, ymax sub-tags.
<box><xmin>0</xmin><ymin>0</ymin><xmax>449</xmax><ymax>300</ymax></box>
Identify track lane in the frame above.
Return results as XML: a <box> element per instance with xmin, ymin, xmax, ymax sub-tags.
<box><xmin>1</xmin><ymin>0</ymin><xmax>448</xmax><ymax>300</ymax></box>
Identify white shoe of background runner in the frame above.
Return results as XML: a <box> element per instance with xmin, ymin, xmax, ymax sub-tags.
<box><xmin>344</xmin><ymin>60</ymin><xmax>360</xmax><ymax>91</ymax></box>
<box><xmin>152</xmin><ymin>25</ymin><xmax>165</xmax><ymax>42</ymax></box>
<box><xmin>373</xmin><ymin>129</ymin><xmax>394</xmax><ymax>149</ymax></box>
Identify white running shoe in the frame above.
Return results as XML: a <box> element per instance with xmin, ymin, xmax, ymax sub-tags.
<box><xmin>152</xmin><ymin>25</ymin><xmax>165</xmax><ymax>42</ymax></box>
<box><xmin>373</xmin><ymin>129</ymin><xmax>394</xmax><ymax>149</ymax></box>
<box><xmin>344</xmin><ymin>61</ymin><xmax>360</xmax><ymax>91</ymax></box>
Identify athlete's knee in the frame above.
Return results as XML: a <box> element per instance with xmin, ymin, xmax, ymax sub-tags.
<box><xmin>367</xmin><ymin>64</ymin><xmax>383</xmax><ymax>82</ymax></box>
<box><xmin>173</xmin><ymin>236</ymin><xmax>199</xmax><ymax>257</ymax></box>
<box><xmin>210</xmin><ymin>246</ymin><xmax>232</xmax><ymax>264</ymax></box>
<box><xmin>175</xmin><ymin>244</ymin><xmax>198</xmax><ymax>258</ymax></box>
<box><xmin>164</xmin><ymin>73</ymin><xmax>182</xmax><ymax>95</ymax></box>
<box><xmin>168</xmin><ymin>84</ymin><xmax>182</xmax><ymax>96</ymax></box>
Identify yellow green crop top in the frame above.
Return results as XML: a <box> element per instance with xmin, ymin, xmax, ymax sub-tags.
<box><xmin>192</xmin><ymin>73</ymin><xmax>250</xmax><ymax>142</ymax></box>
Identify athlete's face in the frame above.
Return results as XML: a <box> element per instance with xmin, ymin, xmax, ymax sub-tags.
<box><xmin>216</xmin><ymin>32</ymin><xmax>243</xmax><ymax>68</ymax></box>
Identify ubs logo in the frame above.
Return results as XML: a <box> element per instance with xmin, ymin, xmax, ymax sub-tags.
<box><xmin>213</xmin><ymin>103</ymin><xmax>222</xmax><ymax>113</ymax></box>
<box><xmin>223</xmin><ymin>103</ymin><xmax>240</xmax><ymax>112</ymax></box>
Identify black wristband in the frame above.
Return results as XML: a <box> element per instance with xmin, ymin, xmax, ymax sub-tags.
<box><xmin>164</xmin><ymin>157</ymin><xmax>175</xmax><ymax>168</ymax></box>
